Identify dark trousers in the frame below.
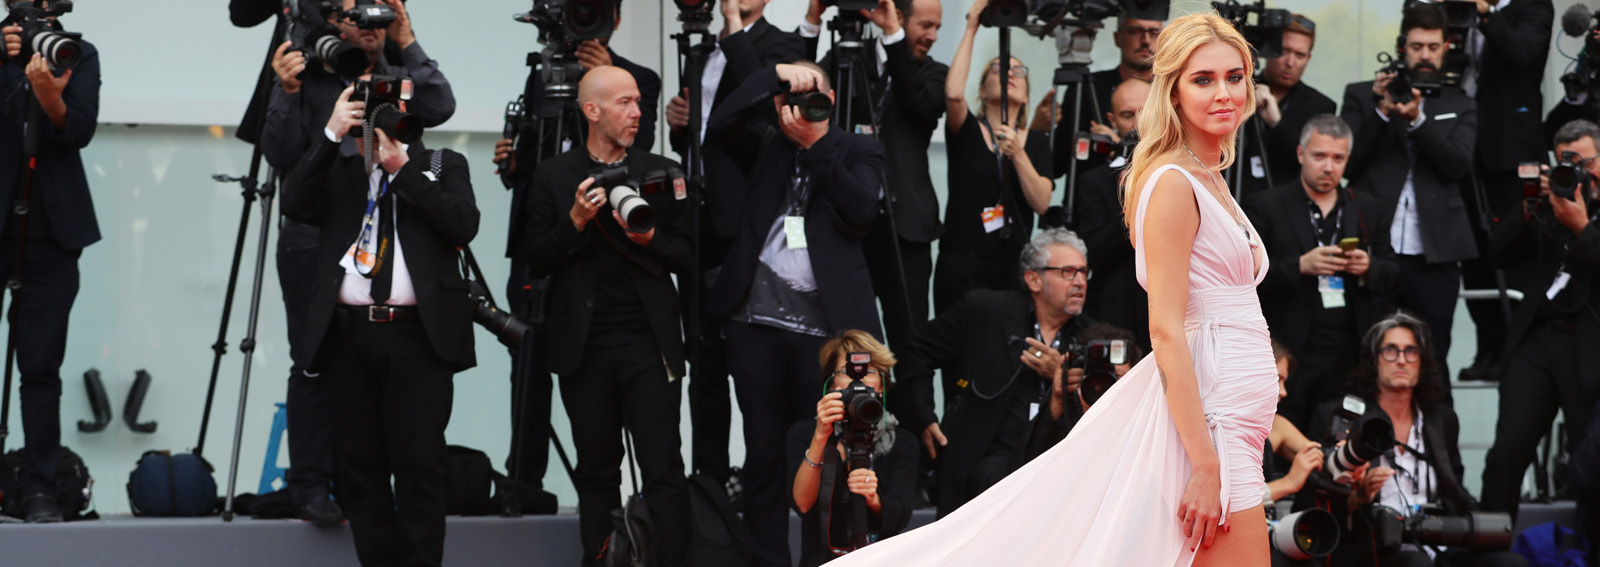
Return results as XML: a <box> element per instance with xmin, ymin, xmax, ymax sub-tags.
<box><xmin>505</xmin><ymin>263</ymin><xmax>553</xmax><ymax>490</ymax></box>
<box><xmin>1373</xmin><ymin>255</ymin><xmax>1460</xmax><ymax>400</ymax></box>
<box><xmin>726</xmin><ymin>320</ymin><xmax>829</xmax><ymax>567</ymax></box>
<box><xmin>319</xmin><ymin>311</ymin><xmax>455</xmax><ymax>567</ymax></box>
<box><xmin>276</xmin><ymin>220</ymin><xmax>336</xmax><ymax>501</ymax></box>
<box><xmin>1482</xmin><ymin>326</ymin><xmax>1600</xmax><ymax>524</ymax></box>
<box><xmin>1461</xmin><ymin>168</ymin><xmax>1527</xmax><ymax>369</ymax></box>
<box><xmin>1278</xmin><ymin>343</ymin><xmax>1360</xmax><ymax>433</ymax></box>
<box><xmin>560</xmin><ymin>339</ymin><xmax>691</xmax><ymax>567</ymax></box>
<box><xmin>863</xmin><ymin>217</ymin><xmax>932</xmax><ymax>352</ymax></box>
<box><xmin>682</xmin><ymin>267</ymin><xmax>732</xmax><ymax>483</ymax></box>
<box><xmin>1</xmin><ymin>238</ymin><xmax>78</xmax><ymax>495</ymax></box>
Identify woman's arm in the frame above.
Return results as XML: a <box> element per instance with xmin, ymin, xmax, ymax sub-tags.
<box><xmin>1138</xmin><ymin>167</ymin><xmax>1223</xmax><ymax>548</ymax></box>
<box><xmin>1270</xmin><ymin>414</ymin><xmax>1316</xmax><ymax>460</ymax></box>
<box><xmin>943</xmin><ymin>0</ymin><xmax>986</xmax><ymax>134</ymax></box>
<box><xmin>793</xmin><ymin>393</ymin><xmax>845</xmax><ymax>514</ymax></box>
<box><xmin>1004</xmin><ymin>130</ymin><xmax>1054</xmax><ymax>214</ymax></box>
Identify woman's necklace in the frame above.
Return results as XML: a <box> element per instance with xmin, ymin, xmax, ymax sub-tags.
<box><xmin>1182</xmin><ymin>145</ymin><xmax>1257</xmax><ymax>248</ymax></box>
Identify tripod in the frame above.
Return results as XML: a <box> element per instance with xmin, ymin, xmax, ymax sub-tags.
<box><xmin>0</xmin><ymin>91</ymin><xmax>43</xmax><ymax>457</ymax></box>
<box><xmin>672</xmin><ymin>17</ymin><xmax>715</xmax><ymax>422</ymax></box>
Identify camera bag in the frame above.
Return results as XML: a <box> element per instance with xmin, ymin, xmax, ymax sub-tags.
<box><xmin>0</xmin><ymin>446</ymin><xmax>96</xmax><ymax>520</ymax></box>
<box><xmin>444</xmin><ymin>445</ymin><xmax>496</xmax><ymax>516</ymax></box>
<box><xmin>600</xmin><ymin>430</ymin><xmax>655</xmax><ymax>567</ymax></box>
<box><xmin>127</xmin><ymin>450</ymin><xmax>218</xmax><ymax>517</ymax></box>
<box><xmin>687</xmin><ymin>472</ymin><xmax>750</xmax><ymax>567</ymax></box>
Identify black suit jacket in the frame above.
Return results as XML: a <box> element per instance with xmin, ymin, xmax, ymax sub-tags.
<box><xmin>1244</xmin><ymin>182</ymin><xmax>1401</xmax><ymax>355</ymax></box>
<box><xmin>522</xmin><ymin>148</ymin><xmax>693</xmax><ymax>377</ymax></box>
<box><xmin>1075</xmin><ymin>163</ymin><xmax>1150</xmax><ymax>350</ymax></box>
<box><xmin>1240</xmin><ymin>82</ymin><xmax>1338</xmax><ymax>196</ymax></box>
<box><xmin>281</xmin><ymin>137</ymin><xmax>480</xmax><ymax>372</ymax></box>
<box><xmin>681</xmin><ymin>18</ymin><xmax>807</xmax><ymax>240</ymax></box>
<box><xmin>706</xmin><ymin>66</ymin><xmax>884</xmax><ymax>339</ymax></box>
<box><xmin>1474</xmin><ymin>0</ymin><xmax>1554</xmax><ymax>173</ymax></box>
<box><xmin>1487</xmin><ymin>200</ymin><xmax>1600</xmax><ymax>385</ymax></box>
<box><xmin>812</xmin><ymin>38</ymin><xmax>948</xmax><ymax>244</ymax></box>
<box><xmin>0</xmin><ymin>40</ymin><xmax>101</xmax><ymax>251</ymax></box>
<box><xmin>895</xmin><ymin>289</ymin><xmax>1088</xmax><ymax>515</ymax></box>
<box><xmin>1341</xmin><ymin>82</ymin><xmax>1479</xmax><ymax>264</ymax></box>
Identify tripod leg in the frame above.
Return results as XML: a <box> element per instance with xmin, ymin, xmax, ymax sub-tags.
<box><xmin>223</xmin><ymin>168</ymin><xmax>277</xmax><ymax>522</ymax></box>
<box><xmin>198</xmin><ymin>185</ymin><xmax>258</xmax><ymax>458</ymax></box>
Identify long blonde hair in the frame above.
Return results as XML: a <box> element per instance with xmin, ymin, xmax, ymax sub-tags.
<box><xmin>1120</xmin><ymin>13</ymin><xmax>1258</xmax><ymax>226</ymax></box>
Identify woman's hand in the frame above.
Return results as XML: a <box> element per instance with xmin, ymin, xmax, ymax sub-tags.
<box><xmin>814</xmin><ymin>392</ymin><xmax>844</xmax><ymax>440</ymax></box>
<box><xmin>993</xmin><ymin>122</ymin><xmax>1026</xmax><ymax>160</ymax></box>
<box><xmin>1178</xmin><ymin>462</ymin><xmax>1223</xmax><ymax>551</ymax></box>
<box><xmin>965</xmin><ymin>0</ymin><xmax>988</xmax><ymax>26</ymax></box>
<box><xmin>847</xmin><ymin>468</ymin><xmax>883</xmax><ymax>513</ymax></box>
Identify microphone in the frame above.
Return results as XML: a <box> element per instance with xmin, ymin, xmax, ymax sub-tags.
<box><xmin>1562</xmin><ymin>3</ymin><xmax>1593</xmax><ymax>38</ymax></box>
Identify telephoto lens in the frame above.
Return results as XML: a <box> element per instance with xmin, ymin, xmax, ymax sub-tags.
<box><xmin>608</xmin><ymin>183</ymin><xmax>656</xmax><ymax>234</ymax></box>
<box><xmin>1327</xmin><ymin>415</ymin><xmax>1397</xmax><ymax>477</ymax></box>
<box><xmin>1270</xmin><ymin>508</ymin><xmax>1340</xmax><ymax>560</ymax></box>
<box><xmin>10</xmin><ymin>0</ymin><xmax>82</xmax><ymax>69</ymax></box>
<box><xmin>787</xmin><ymin>91</ymin><xmax>835</xmax><ymax>123</ymax></box>
<box><xmin>313</xmin><ymin>34</ymin><xmax>368</xmax><ymax>77</ymax></box>
<box><xmin>370</xmin><ymin>104</ymin><xmax>420</xmax><ymax>143</ymax></box>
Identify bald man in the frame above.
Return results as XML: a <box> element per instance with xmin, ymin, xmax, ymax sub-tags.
<box><xmin>523</xmin><ymin>66</ymin><xmax>694</xmax><ymax>567</ymax></box>
<box><xmin>1071</xmin><ymin>77</ymin><xmax>1153</xmax><ymax>351</ymax></box>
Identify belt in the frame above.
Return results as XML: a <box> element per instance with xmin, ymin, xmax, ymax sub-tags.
<box><xmin>337</xmin><ymin>304</ymin><xmax>419</xmax><ymax>323</ymax></box>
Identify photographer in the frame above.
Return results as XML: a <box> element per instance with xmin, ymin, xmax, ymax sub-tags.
<box><xmin>1034</xmin><ymin>9</ymin><xmax>1160</xmax><ymax>177</ymax></box>
<box><xmin>706</xmin><ymin>60</ymin><xmax>884</xmax><ymax>567</ymax></box>
<box><xmin>787</xmin><ymin>330</ymin><xmax>917</xmax><ymax>566</ymax></box>
<box><xmin>1262</xmin><ymin>343</ymin><xmax>1325</xmax><ymax>567</ymax></box>
<box><xmin>0</xmin><ymin>0</ymin><xmax>99</xmax><ymax>524</ymax></box>
<box><xmin>1073</xmin><ymin>77</ymin><xmax>1149</xmax><ymax>349</ymax></box>
<box><xmin>523</xmin><ymin>66</ymin><xmax>693</xmax><ymax>567</ymax></box>
<box><xmin>798</xmin><ymin>0</ymin><xmax>948</xmax><ymax>357</ymax></box>
<box><xmin>1240</xmin><ymin>14</ymin><xmax>1336</xmax><ymax>197</ymax></box>
<box><xmin>935</xmin><ymin>0</ymin><xmax>1055</xmax><ymax>316</ymax></box>
<box><xmin>1301</xmin><ymin>314</ymin><xmax>1525</xmax><ymax>567</ymax></box>
<box><xmin>1245</xmin><ymin>114</ymin><xmax>1399</xmax><ymax>431</ymax></box>
<box><xmin>490</xmin><ymin>0</ymin><xmax>661</xmax><ymax>509</ymax></box>
<box><xmin>895</xmin><ymin>229</ymin><xmax>1094</xmax><ymax>517</ymax></box>
<box><xmin>1480</xmin><ymin>120</ymin><xmax>1600</xmax><ymax>540</ymax></box>
<box><xmin>1459</xmin><ymin>0</ymin><xmax>1554</xmax><ymax>383</ymax></box>
<box><xmin>1340</xmin><ymin>2</ymin><xmax>1478</xmax><ymax>374</ymax></box>
<box><xmin>259</xmin><ymin>0</ymin><xmax>455</xmax><ymax>524</ymax></box>
<box><xmin>280</xmin><ymin>80</ymin><xmax>478</xmax><ymax>567</ymax></box>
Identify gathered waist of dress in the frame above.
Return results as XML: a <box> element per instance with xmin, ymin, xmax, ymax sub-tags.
<box><xmin>1183</xmin><ymin>285</ymin><xmax>1267</xmax><ymax>330</ymax></box>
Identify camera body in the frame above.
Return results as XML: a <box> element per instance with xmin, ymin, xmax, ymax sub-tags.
<box><xmin>1304</xmin><ymin>395</ymin><xmax>1396</xmax><ymax>499</ymax></box>
<box><xmin>339</xmin><ymin>0</ymin><xmax>396</xmax><ymax>30</ymax></box>
<box><xmin>585</xmin><ymin>164</ymin><xmax>671</xmax><ymax>234</ymax></box>
<box><xmin>1368</xmin><ymin>504</ymin><xmax>1515</xmax><ymax>553</ymax></box>
<box><xmin>1377</xmin><ymin>54</ymin><xmax>1442</xmax><ymax>106</ymax></box>
<box><xmin>673</xmin><ymin>0</ymin><xmax>716</xmax><ymax>33</ymax></box>
<box><xmin>1061</xmin><ymin>339</ymin><xmax>1127</xmax><ymax>407</ymax></box>
<box><xmin>831</xmin><ymin>352</ymin><xmax>885</xmax><ymax>472</ymax></box>
<box><xmin>516</xmin><ymin>0</ymin><xmax>616</xmax><ymax>52</ymax></box>
<box><xmin>353</xmin><ymin>75</ymin><xmax>420</xmax><ymax>143</ymax></box>
<box><xmin>7</xmin><ymin>0</ymin><xmax>81</xmax><ymax>70</ymax></box>
<box><xmin>283</xmin><ymin>0</ymin><xmax>368</xmax><ymax>78</ymax></box>
<box><xmin>1550</xmin><ymin>151</ymin><xmax>1589</xmax><ymax>202</ymax></box>
<box><xmin>1213</xmin><ymin>0</ymin><xmax>1290</xmax><ymax>59</ymax></box>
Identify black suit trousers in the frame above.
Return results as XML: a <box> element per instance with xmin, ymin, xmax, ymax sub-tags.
<box><xmin>320</xmin><ymin>313</ymin><xmax>455</xmax><ymax>567</ymax></box>
<box><xmin>2</xmin><ymin>238</ymin><xmax>78</xmax><ymax>495</ymax></box>
<box><xmin>726</xmin><ymin>320</ymin><xmax>829</xmax><ymax>567</ymax></box>
<box><xmin>864</xmin><ymin>215</ymin><xmax>932</xmax><ymax>352</ymax></box>
<box><xmin>682</xmin><ymin>272</ymin><xmax>733</xmax><ymax>483</ymax></box>
<box><xmin>1461</xmin><ymin>169</ymin><xmax>1528</xmax><ymax>366</ymax></box>
<box><xmin>1482</xmin><ymin>326</ymin><xmax>1600</xmax><ymax>524</ymax></box>
<box><xmin>559</xmin><ymin>339</ymin><xmax>691</xmax><ymax>567</ymax></box>
<box><xmin>276</xmin><ymin>221</ymin><xmax>336</xmax><ymax>500</ymax></box>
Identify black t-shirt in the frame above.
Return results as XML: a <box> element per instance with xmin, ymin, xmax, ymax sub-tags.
<box><xmin>943</xmin><ymin>111</ymin><xmax>1053</xmax><ymax>259</ymax></box>
<box><xmin>584</xmin><ymin>157</ymin><xmax>654</xmax><ymax>346</ymax></box>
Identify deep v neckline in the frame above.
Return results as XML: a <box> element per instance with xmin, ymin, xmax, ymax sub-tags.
<box><xmin>1187</xmin><ymin>169</ymin><xmax>1265</xmax><ymax>282</ymax></box>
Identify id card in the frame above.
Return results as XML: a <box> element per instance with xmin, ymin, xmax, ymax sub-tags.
<box><xmin>1250</xmin><ymin>156</ymin><xmax>1266</xmax><ymax>179</ymax></box>
<box><xmin>854</xmin><ymin>125</ymin><xmax>876</xmax><ymax>136</ymax></box>
<box><xmin>784</xmin><ymin>216</ymin><xmax>808</xmax><ymax>249</ymax></box>
<box><xmin>981</xmin><ymin>205</ymin><xmax>1007</xmax><ymax>233</ymax></box>
<box><xmin>1547</xmin><ymin>270</ymin><xmax>1572</xmax><ymax>300</ymax></box>
<box><xmin>1318</xmin><ymin>275</ymin><xmax>1346</xmax><ymax>309</ymax></box>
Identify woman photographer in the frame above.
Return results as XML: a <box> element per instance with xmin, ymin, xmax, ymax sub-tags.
<box><xmin>932</xmin><ymin>0</ymin><xmax>1056</xmax><ymax>314</ymax></box>
<box><xmin>788</xmin><ymin>330</ymin><xmax>917</xmax><ymax>566</ymax></box>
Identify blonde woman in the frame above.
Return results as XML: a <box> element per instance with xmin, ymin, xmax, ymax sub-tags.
<box><xmin>829</xmin><ymin>13</ymin><xmax>1275</xmax><ymax>566</ymax></box>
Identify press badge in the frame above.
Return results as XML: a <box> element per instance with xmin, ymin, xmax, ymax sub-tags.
<box><xmin>784</xmin><ymin>216</ymin><xmax>809</xmax><ymax>249</ymax></box>
<box><xmin>1319</xmin><ymin>275</ymin><xmax>1346</xmax><ymax>309</ymax></box>
<box><xmin>854</xmin><ymin>125</ymin><xmax>876</xmax><ymax>136</ymax></box>
<box><xmin>981</xmin><ymin>205</ymin><xmax>1007</xmax><ymax>233</ymax></box>
<box><xmin>1250</xmin><ymin>156</ymin><xmax>1266</xmax><ymax>179</ymax></box>
<box><xmin>1547</xmin><ymin>270</ymin><xmax>1572</xmax><ymax>300</ymax></box>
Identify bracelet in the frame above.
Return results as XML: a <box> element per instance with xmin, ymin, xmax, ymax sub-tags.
<box><xmin>803</xmin><ymin>450</ymin><xmax>823</xmax><ymax>469</ymax></box>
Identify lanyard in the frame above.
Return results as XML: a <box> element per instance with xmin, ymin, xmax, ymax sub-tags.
<box><xmin>1307</xmin><ymin>202</ymin><xmax>1343</xmax><ymax>247</ymax></box>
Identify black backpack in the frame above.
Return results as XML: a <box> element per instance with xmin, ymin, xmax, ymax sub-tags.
<box><xmin>127</xmin><ymin>450</ymin><xmax>218</xmax><ymax>516</ymax></box>
<box><xmin>0</xmin><ymin>446</ymin><xmax>95</xmax><ymax>520</ymax></box>
<box><xmin>445</xmin><ymin>445</ymin><xmax>496</xmax><ymax>516</ymax></box>
<box><xmin>687</xmin><ymin>472</ymin><xmax>751</xmax><ymax>567</ymax></box>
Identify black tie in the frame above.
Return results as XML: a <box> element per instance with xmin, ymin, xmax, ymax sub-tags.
<box><xmin>371</xmin><ymin>184</ymin><xmax>395</xmax><ymax>304</ymax></box>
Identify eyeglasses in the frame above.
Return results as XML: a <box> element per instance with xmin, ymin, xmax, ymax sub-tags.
<box><xmin>1119</xmin><ymin>26</ymin><xmax>1162</xmax><ymax>40</ymax></box>
<box><xmin>987</xmin><ymin>62</ymin><xmax>1029</xmax><ymax>79</ymax></box>
<box><xmin>1036</xmin><ymin>265</ymin><xmax>1091</xmax><ymax>281</ymax></box>
<box><xmin>831</xmin><ymin>368</ymin><xmax>884</xmax><ymax>379</ymax></box>
<box><xmin>1380</xmin><ymin>346</ymin><xmax>1422</xmax><ymax>363</ymax></box>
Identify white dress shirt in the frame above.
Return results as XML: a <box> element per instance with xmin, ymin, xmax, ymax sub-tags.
<box><xmin>326</xmin><ymin>128</ymin><xmax>417</xmax><ymax>306</ymax></box>
<box><xmin>1376</xmin><ymin>101</ymin><xmax>1429</xmax><ymax>255</ymax></box>
<box><xmin>699</xmin><ymin>22</ymin><xmax>758</xmax><ymax>144</ymax></box>
<box><xmin>1376</xmin><ymin>408</ymin><xmax>1438</xmax><ymax>556</ymax></box>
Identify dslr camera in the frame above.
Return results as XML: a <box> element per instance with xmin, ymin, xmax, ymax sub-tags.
<box><xmin>353</xmin><ymin>75</ymin><xmax>420</xmax><ymax>143</ymax></box>
<box><xmin>466</xmin><ymin>278</ymin><xmax>531</xmax><ymax>349</ymax></box>
<box><xmin>5</xmin><ymin>0</ymin><xmax>81</xmax><ymax>69</ymax></box>
<box><xmin>1549</xmin><ymin>151</ymin><xmax>1591</xmax><ymax>202</ymax></box>
<box><xmin>282</xmin><ymin>0</ymin><xmax>368</xmax><ymax>78</ymax></box>
<box><xmin>1303</xmin><ymin>395</ymin><xmax>1397</xmax><ymax>499</ymax></box>
<box><xmin>1062</xmin><ymin>339</ymin><xmax>1128</xmax><ymax>407</ymax></box>
<box><xmin>586</xmin><ymin>164</ymin><xmax>676</xmax><ymax>234</ymax></box>
<box><xmin>1376</xmin><ymin>52</ymin><xmax>1443</xmax><ymax>106</ymax></box>
<box><xmin>831</xmin><ymin>352</ymin><xmax>885</xmax><ymax>472</ymax></box>
<box><xmin>786</xmin><ymin>91</ymin><xmax>834</xmax><ymax>123</ymax></box>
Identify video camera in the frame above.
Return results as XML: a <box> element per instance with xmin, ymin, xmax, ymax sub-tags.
<box><xmin>335</xmin><ymin>0</ymin><xmax>396</xmax><ymax>30</ymax></box>
<box><xmin>515</xmin><ymin>0</ymin><xmax>615</xmax><ymax>52</ymax></box>
<box><xmin>1212</xmin><ymin>0</ymin><xmax>1290</xmax><ymax>59</ymax></box>
<box><xmin>282</xmin><ymin>0</ymin><xmax>368</xmax><ymax>78</ymax></box>
<box><xmin>673</xmin><ymin>0</ymin><xmax>715</xmax><ymax>34</ymax></box>
<box><xmin>1559</xmin><ymin>3</ymin><xmax>1600</xmax><ymax>101</ymax></box>
<box><xmin>1376</xmin><ymin>51</ymin><xmax>1443</xmax><ymax>106</ymax></box>
<box><xmin>1062</xmin><ymin>339</ymin><xmax>1127</xmax><ymax>407</ymax></box>
<box><xmin>353</xmin><ymin>75</ymin><xmax>419</xmax><ymax>143</ymax></box>
<box><xmin>5</xmin><ymin>0</ymin><xmax>81</xmax><ymax>70</ymax></box>
<box><xmin>1368</xmin><ymin>504</ymin><xmax>1515</xmax><ymax>553</ymax></box>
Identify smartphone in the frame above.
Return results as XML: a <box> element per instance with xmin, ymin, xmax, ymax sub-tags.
<box><xmin>1338</xmin><ymin>237</ymin><xmax>1360</xmax><ymax>253</ymax></box>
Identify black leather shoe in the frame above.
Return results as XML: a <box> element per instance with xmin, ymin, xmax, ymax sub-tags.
<box><xmin>1459</xmin><ymin>362</ymin><xmax>1502</xmax><ymax>382</ymax></box>
<box><xmin>297</xmin><ymin>496</ymin><xmax>345</xmax><ymax>527</ymax></box>
<box><xmin>23</xmin><ymin>493</ymin><xmax>63</xmax><ymax>523</ymax></box>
